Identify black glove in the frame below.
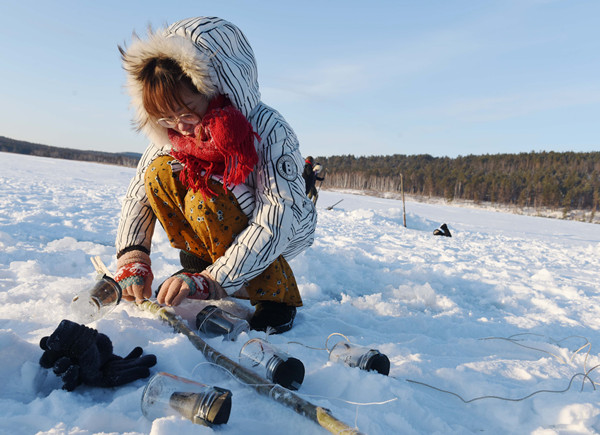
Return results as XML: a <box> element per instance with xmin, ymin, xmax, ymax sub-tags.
<box><xmin>39</xmin><ymin>319</ymin><xmax>156</xmax><ymax>391</ymax></box>
<box><xmin>39</xmin><ymin>320</ymin><xmax>104</xmax><ymax>391</ymax></box>
<box><xmin>43</xmin><ymin>354</ymin><xmax>83</xmax><ymax>391</ymax></box>
<box><xmin>90</xmin><ymin>346</ymin><xmax>157</xmax><ymax>388</ymax></box>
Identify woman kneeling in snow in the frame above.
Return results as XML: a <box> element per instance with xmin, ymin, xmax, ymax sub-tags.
<box><xmin>113</xmin><ymin>17</ymin><xmax>316</xmax><ymax>333</ymax></box>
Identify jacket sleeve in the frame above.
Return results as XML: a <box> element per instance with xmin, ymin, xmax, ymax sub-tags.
<box><xmin>206</xmin><ymin>123</ymin><xmax>308</xmax><ymax>293</ymax></box>
<box><xmin>115</xmin><ymin>143</ymin><xmax>165</xmax><ymax>257</ymax></box>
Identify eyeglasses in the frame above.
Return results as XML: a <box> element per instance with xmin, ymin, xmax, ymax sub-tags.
<box><xmin>156</xmin><ymin>113</ymin><xmax>200</xmax><ymax>129</ymax></box>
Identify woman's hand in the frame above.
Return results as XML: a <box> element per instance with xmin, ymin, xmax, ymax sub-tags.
<box><xmin>156</xmin><ymin>276</ymin><xmax>192</xmax><ymax>306</ymax></box>
<box><xmin>120</xmin><ymin>277</ymin><xmax>153</xmax><ymax>303</ymax></box>
<box><xmin>157</xmin><ymin>272</ymin><xmax>228</xmax><ymax>307</ymax></box>
<box><xmin>114</xmin><ymin>260</ymin><xmax>154</xmax><ymax>303</ymax></box>
<box><xmin>114</xmin><ymin>250</ymin><xmax>153</xmax><ymax>303</ymax></box>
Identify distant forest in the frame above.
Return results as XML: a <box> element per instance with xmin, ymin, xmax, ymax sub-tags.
<box><xmin>2</xmin><ymin>135</ymin><xmax>598</xmax><ymax>213</ymax></box>
<box><xmin>0</xmin><ymin>136</ymin><xmax>140</xmax><ymax>167</ymax></box>
<box><xmin>315</xmin><ymin>152</ymin><xmax>600</xmax><ymax>212</ymax></box>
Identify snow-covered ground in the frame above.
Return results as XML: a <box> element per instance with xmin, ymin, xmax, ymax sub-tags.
<box><xmin>1</xmin><ymin>151</ymin><xmax>600</xmax><ymax>435</ymax></box>
<box><xmin>349</xmin><ymin>189</ymin><xmax>600</xmax><ymax>225</ymax></box>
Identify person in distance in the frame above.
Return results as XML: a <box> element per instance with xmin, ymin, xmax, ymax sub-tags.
<box><xmin>302</xmin><ymin>156</ymin><xmax>324</xmax><ymax>205</ymax></box>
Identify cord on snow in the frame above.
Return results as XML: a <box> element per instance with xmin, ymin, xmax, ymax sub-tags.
<box><xmin>405</xmin><ymin>333</ymin><xmax>600</xmax><ymax>404</ymax></box>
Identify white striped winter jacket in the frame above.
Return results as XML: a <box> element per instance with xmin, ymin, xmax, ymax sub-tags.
<box><xmin>116</xmin><ymin>17</ymin><xmax>316</xmax><ymax>294</ymax></box>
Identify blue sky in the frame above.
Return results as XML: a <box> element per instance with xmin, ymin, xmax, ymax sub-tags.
<box><xmin>1</xmin><ymin>0</ymin><xmax>598</xmax><ymax>158</ymax></box>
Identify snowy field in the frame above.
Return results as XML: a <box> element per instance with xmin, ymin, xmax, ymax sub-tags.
<box><xmin>1</xmin><ymin>151</ymin><xmax>600</xmax><ymax>435</ymax></box>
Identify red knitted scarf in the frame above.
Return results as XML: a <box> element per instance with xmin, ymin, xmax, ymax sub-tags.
<box><xmin>168</xmin><ymin>95</ymin><xmax>260</xmax><ymax>198</ymax></box>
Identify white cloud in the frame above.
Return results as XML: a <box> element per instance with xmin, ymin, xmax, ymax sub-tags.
<box><xmin>430</xmin><ymin>86</ymin><xmax>600</xmax><ymax>123</ymax></box>
<box><xmin>262</xmin><ymin>11</ymin><xmax>517</xmax><ymax>103</ymax></box>
<box><xmin>262</xmin><ymin>61</ymin><xmax>369</xmax><ymax>102</ymax></box>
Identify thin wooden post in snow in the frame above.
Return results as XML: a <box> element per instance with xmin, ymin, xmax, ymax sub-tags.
<box><xmin>400</xmin><ymin>173</ymin><xmax>406</xmax><ymax>227</ymax></box>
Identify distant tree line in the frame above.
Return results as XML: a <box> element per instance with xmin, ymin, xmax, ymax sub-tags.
<box><xmin>315</xmin><ymin>152</ymin><xmax>600</xmax><ymax>212</ymax></box>
<box><xmin>0</xmin><ymin>136</ymin><xmax>140</xmax><ymax>167</ymax></box>
<box><xmin>3</xmin><ymin>135</ymin><xmax>598</xmax><ymax>212</ymax></box>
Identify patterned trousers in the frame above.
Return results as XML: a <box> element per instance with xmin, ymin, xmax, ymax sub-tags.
<box><xmin>144</xmin><ymin>156</ymin><xmax>302</xmax><ymax>307</ymax></box>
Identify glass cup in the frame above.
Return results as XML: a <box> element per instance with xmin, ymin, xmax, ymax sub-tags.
<box><xmin>141</xmin><ymin>372</ymin><xmax>232</xmax><ymax>426</ymax></box>
<box><xmin>70</xmin><ymin>274</ymin><xmax>122</xmax><ymax>324</ymax></box>
<box><xmin>239</xmin><ymin>338</ymin><xmax>305</xmax><ymax>390</ymax></box>
<box><xmin>329</xmin><ymin>341</ymin><xmax>390</xmax><ymax>375</ymax></box>
<box><xmin>195</xmin><ymin>305</ymin><xmax>249</xmax><ymax>341</ymax></box>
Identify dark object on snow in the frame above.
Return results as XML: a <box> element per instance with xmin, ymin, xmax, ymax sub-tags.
<box><xmin>329</xmin><ymin>341</ymin><xmax>390</xmax><ymax>376</ymax></box>
<box><xmin>169</xmin><ymin>389</ymin><xmax>232</xmax><ymax>426</ymax></box>
<box><xmin>249</xmin><ymin>301</ymin><xmax>296</xmax><ymax>334</ymax></box>
<box><xmin>433</xmin><ymin>223</ymin><xmax>452</xmax><ymax>237</ymax></box>
<box><xmin>239</xmin><ymin>338</ymin><xmax>305</xmax><ymax>390</ymax></box>
<box><xmin>195</xmin><ymin>305</ymin><xmax>249</xmax><ymax>340</ymax></box>
<box><xmin>39</xmin><ymin>319</ymin><xmax>157</xmax><ymax>391</ymax></box>
<box><xmin>141</xmin><ymin>372</ymin><xmax>232</xmax><ymax>426</ymax></box>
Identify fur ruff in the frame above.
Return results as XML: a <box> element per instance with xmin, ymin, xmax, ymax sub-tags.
<box><xmin>121</xmin><ymin>30</ymin><xmax>218</xmax><ymax>147</ymax></box>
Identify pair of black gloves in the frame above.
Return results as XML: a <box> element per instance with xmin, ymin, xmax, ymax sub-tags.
<box><xmin>39</xmin><ymin>319</ymin><xmax>157</xmax><ymax>391</ymax></box>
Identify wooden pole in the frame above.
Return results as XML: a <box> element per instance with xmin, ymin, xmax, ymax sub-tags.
<box><xmin>326</xmin><ymin>199</ymin><xmax>344</xmax><ymax>211</ymax></box>
<box><xmin>400</xmin><ymin>174</ymin><xmax>406</xmax><ymax>227</ymax></box>
<box><xmin>138</xmin><ymin>300</ymin><xmax>363</xmax><ymax>435</ymax></box>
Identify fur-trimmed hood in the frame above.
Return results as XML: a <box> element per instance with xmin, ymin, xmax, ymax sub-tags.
<box><xmin>121</xmin><ymin>17</ymin><xmax>261</xmax><ymax>146</ymax></box>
